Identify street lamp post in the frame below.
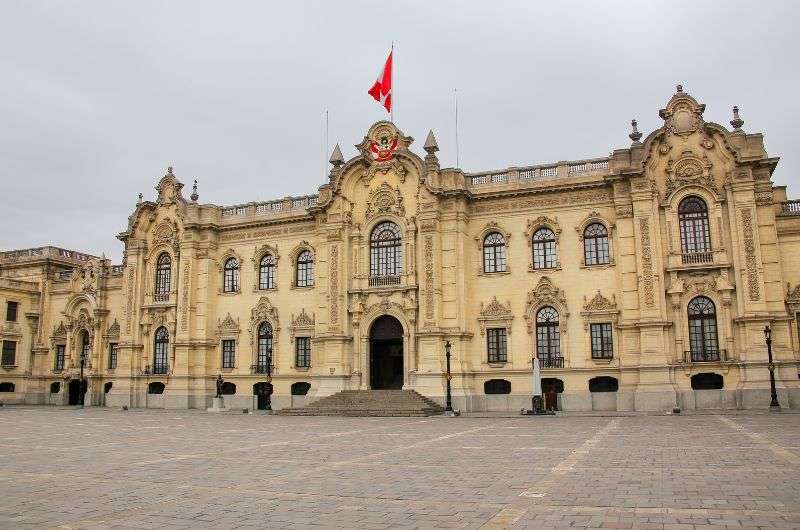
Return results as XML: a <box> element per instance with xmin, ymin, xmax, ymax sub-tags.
<box><xmin>79</xmin><ymin>351</ymin><xmax>86</xmax><ymax>407</ymax></box>
<box><xmin>444</xmin><ymin>341</ymin><xmax>453</xmax><ymax>413</ymax></box>
<box><xmin>764</xmin><ymin>326</ymin><xmax>780</xmax><ymax>411</ymax></box>
<box><xmin>265</xmin><ymin>353</ymin><xmax>273</xmax><ymax>411</ymax></box>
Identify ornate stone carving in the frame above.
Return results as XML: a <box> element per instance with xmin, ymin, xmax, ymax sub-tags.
<box><xmin>290</xmin><ymin>308</ymin><xmax>315</xmax><ymax>339</ymax></box>
<box><xmin>364</xmin><ymin>182</ymin><xmax>405</xmax><ymax>222</ymax></box>
<box><xmin>217</xmin><ymin>313</ymin><xmax>240</xmax><ymax>336</ymax></box>
<box><xmin>478</xmin><ymin>297</ymin><xmax>513</xmax><ymax>336</ymax></box>
<box><xmin>523</xmin><ymin>277</ymin><xmax>569</xmax><ymax>333</ymax></box>
<box><xmin>754</xmin><ymin>191</ymin><xmax>773</xmax><ymax>205</ymax></box>
<box><xmin>660</xmin><ymin>89</ymin><xmax>706</xmax><ymax>138</ymax></box>
<box><xmin>663</xmin><ymin>151</ymin><xmax>719</xmax><ymax>200</ymax></box>
<box><xmin>740</xmin><ymin>208</ymin><xmax>760</xmax><ymax>301</ymax></box>
<box><xmin>153</xmin><ymin>221</ymin><xmax>175</xmax><ymax>245</ymax></box>
<box><xmin>106</xmin><ymin>319</ymin><xmax>120</xmax><ymax>339</ymax></box>
<box><xmin>329</xmin><ymin>244</ymin><xmax>339</xmax><ymax>329</ymax></box>
<box><xmin>181</xmin><ymin>261</ymin><xmax>190</xmax><ymax>330</ymax></box>
<box><xmin>424</xmin><ymin>235</ymin><xmax>435</xmax><ymax>322</ymax></box>
<box><xmin>583</xmin><ymin>291</ymin><xmax>617</xmax><ymax>312</ymax></box>
<box><xmin>525</xmin><ymin>215</ymin><xmax>561</xmax><ymax>241</ymax></box>
<box><xmin>125</xmin><ymin>265</ymin><xmax>135</xmax><ymax>333</ymax></box>
<box><xmin>53</xmin><ymin>321</ymin><xmax>67</xmax><ymax>340</ymax></box>
<box><xmin>472</xmin><ymin>189</ymin><xmax>612</xmax><ymax>214</ymax></box>
<box><xmin>787</xmin><ymin>283</ymin><xmax>800</xmax><ymax>308</ymax></box>
<box><xmin>639</xmin><ymin>217</ymin><xmax>655</xmax><ymax>307</ymax></box>
<box><xmin>615</xmin><ymin>204</ymin><xmax>634</xmax><ymax>218</ymax></box>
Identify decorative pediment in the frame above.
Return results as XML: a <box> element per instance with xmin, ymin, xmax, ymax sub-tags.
<box><xmin>659</xmin><ymin>86</ymin><xmax>706</xmax><ymax>138</ymax></box>
<box><xmin>525</xmin><ymin>215</ymin><xmax>561</xmax><ymax>242</ymax></box>
<box><xmin>583</xmin><ymin>291</ymin><xmax>617</xmax><ymax>312</ymax></box>
<box><xmin>249</xmin><ymin>296</ymin><xmax>279</xmax><ymax>331</ymax></box>
<box><xmin>53</xmin><ymin>321</ymin><xmax>66</xmax><ymax>339</ymax></box>
<box><xmin>477</xmin><ymin>297</ymin><xmax>513</xmax><ymax>336</ymax></box>
<box><xmin>291</xmin><ymin>308</ymin><xmax>315</xmax><ymax>328</ymax></box>
<box><xmin>663</xmin><ymin>150</ymin><xmax>720</xmax><ymax>200</ymax></box>
<box><xmin>106</xmin><ymin>318</ymin><xmax>120</xmax><ymax>338</ymax></box>
<box><xmin>155</xmin><ymin>166</ymin><xmax>186</xmax><ymax>205</ymax></box>
<box><xmin>786</xmin><ymin>283</ymin><xmax>800</xmax><ymax>306</ymax></box>
<box><xmin>72</xmin><ymin>258</ymin><xmax>102</xmax><ymax>295</ymax></box>
<box><xmin>364</xmin><ymin>182</ymin><xmax>405</xmax><ymax>222</ymax></box>
<box><xmin>153</xmin><ymin>220</ymin><xmax>176</xmax><ymax>245</ymax></box>
<box><xmin>527</xmin><ymin>277</ymin><xmax>566</xmax><ymax>308</ymax></box>
<box><xmin>356</xmin><ymin>121</ymin><xmax>413</xmax><ymax>164</ymax></box>
<box><xmin>217</xmin><ymin>313</ymin><xmax>241</xmax><ymax>336</ymax></box>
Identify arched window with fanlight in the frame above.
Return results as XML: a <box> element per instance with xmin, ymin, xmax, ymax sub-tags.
<box><xmin>296</xmin><ymin>250</ymin><xmax>314</xmax><ymax>287</ymax></box>
<box><xmin>678</xmin><ymin>196</ymin><xmax>712</xmax><ymax>258</ymax></box>
<box><xmin>256</xmin><ymin>322</ymin><xmax>273</xmax><ymax>373</ymax></box>
<box><xmin>536</xmin><ymin>306</ymin><xmax>562</xmax><ymax>367</ymax></box>
<box><xmin>532</xmin><ymin>228</ymin><xmax>557</xmax><ymax>269</ymax></box>
<box><xmin>223</xmin><ymin>257</ymin><xmax>239</xmax><ymax>293</ymax></box>
<box><xmin>583</xmin><ymin>223</ymin><xmax>610</xmax><ymax>265</ymax></box>
<box><xmin>370</xmin><ymin>221</ymin><xmax>402</xmax><ymax>278</ymax></box>
<box><xmin>687</xmin><ymin>296</ymin><xmax>720</xmax><ymax>362</ymax></box>
<box><xmin>153</xmin><ymin>326</ymin><xmax>169</xmax><ymax>374</ymax></box>
<box><xmin>154</xmin><ymin>252</ymin><xmax>171</xmax><ymax>296</ymax></box>
<box><xmin>259</xmin><ymin>254</ymin><xmax>276</xmax><ymax>290</ymax></box>
<box><xmin>482</xmin><ymin>232</ymin><xmax>507</xmax><ymax>273</ymax></box>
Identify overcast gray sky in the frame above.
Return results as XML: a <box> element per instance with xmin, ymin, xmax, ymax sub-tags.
<box><xmin>2</xmin><ymin>1</ymin><xmax>798</xmax><ymax>262</ymax></box>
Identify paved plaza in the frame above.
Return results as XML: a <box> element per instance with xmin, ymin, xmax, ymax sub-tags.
<box><xmin>1</xmin><ymin>409</ymin><xmax>800</xmax><ymax>529</ymax></box>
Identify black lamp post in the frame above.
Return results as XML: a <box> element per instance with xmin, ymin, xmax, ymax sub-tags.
<box><xmin>444</xmin><ymin>341</ymin><xmax>453</xmax><ymax>413</ymax></box>
<box><xmin>265</xmin><ymin>353</ymin><xmax>273</xmax><ymax>411</ymax></box>
<box><xmin>764</xmin><ymin>326</ymin><xmax>780</xmax><ymax>410</ymax></box>
<box><xmin>79</xmin><ymin>351</ymin><xmax>86</xmax><ymax>407</ymax></box>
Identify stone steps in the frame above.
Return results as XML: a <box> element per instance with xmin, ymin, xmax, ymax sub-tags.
<box><xmin>277</xmin><ymin>389</ymin><xmax>444</xmax><ymax>417</ymax></box>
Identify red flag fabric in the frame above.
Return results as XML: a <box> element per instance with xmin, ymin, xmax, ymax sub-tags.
<box><xmin>368</xmin><ymin>50</ymin><xmax>392</xmax><ymax>113</ymax></box>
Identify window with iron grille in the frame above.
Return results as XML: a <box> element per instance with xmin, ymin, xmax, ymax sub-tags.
<box><xmin>223</xmin><ymin>258</ymin><xmax>239</xmax><ymax>293</ymax></box>
<box><xmin>108</xmin><ymin>343</ymin><xmax>118</xmax><ymax>369</ymax></box>
<box><xmin>259</xmin><ymin>254</ymin><xmax>276</xmax><ymax>290</ymax></box>
<box><xmin>80</xmin><ymin>330</ymin><xmax>91</xmax><ymax>362</ymax></box>
<box><xmin>688</xmin><ymin>296</ymin><xmax>719</xmax><ymax>359</ymax></box>
<box><xmin>487</xmin><ymin>328</ymin><xmax>507</xmax><ymax>363</ymax></box>
<box><xmin>153</xmin><ymin>326</ymin><xmax>169</xmax><ymax>374</ymax></box>
<box><xmin>678</xmin><ymin>196</ymin><xmax>711</xmax><ymax>254</ymax></box>
<box><xmin>532</xmin><ymin>228</ymin><xmax>557</xmax><ymax>269</ymax></box>
<box><xmin>1</xmin><ymin>341</ymin><xmax>16</xmax><ymax>366</ymax></box>
<box><xmin>295</xmin><ymin>337</ymin><xmax>311</xmax><ymax>368</ymax></box>
<box><xmin>590</xmin><ymin>323</ymin><xmax>613</xmax><ymax>359</ymax></box>
<box><xmin>482</xmin><ymin>232</ymin><xmax>507</xmax><ymax>273</ymax></box>
<box><xmin>370</xmin><ymin>222</ymin><xmax>402</xmax><ymax>277</ymax></box>
<box><xmin>6</xmin><ymin>301</ymin><xmax>18</xmax><ymax>322</ymax></box>
<box><xmin>154</xmin><ymin>253</ymin><xmax>171</xmax><ymax>295</ymax></box>
<box><xmin>536</xmin><ymin>306</ymin><xmax>560</xmax><ymax>361</ymax></box>
<box><xmin>222</xmin><ymin>339</ymin><xmax>235</xmax><ymax>369</ymax></box>
<box><xmin>296</xmin><ymin>250</ymin><xmax>314</xmax><ymax>287</ymax></box>
<box><xmin>583</xmin><ymin>223</ymin><xmax>610</xmax><ymax>265</ymax></box>
<box><xmin>55</xmin><ymin>344</ymin><xmax>65</xmax><ymax>371</ymax></box>
<box><xmin>257</xmin><ymin>322</ymin><xmax>273</xmax><ymax>370</ymax></box>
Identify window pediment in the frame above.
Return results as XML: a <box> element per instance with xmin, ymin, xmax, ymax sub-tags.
<box><xmin>217</xmin><ymin>313</ymin><xmax>241</xmax><ymax>337</ymax></box>
<box><xmin>478</xmin><ymin>297</ymin><xmax>513</xmax><ymax>336</ymax></box>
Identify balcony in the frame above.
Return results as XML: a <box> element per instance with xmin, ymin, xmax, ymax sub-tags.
<box><xmin>251</xmin><ymin>363</ymin><xmax>272</xmax><ymax>375</ymax></box>
<box><xmin>683</xmin><ymin>349</ymin><xmax>727</xmax><ymax>363</ymax></box>
<box><xmin>140</xmin><ymin>364</ymin><xmax>169</xmax><ymax>375</ymax></box>
<box><xmin>779</xmin><ymin>199</ymin><xmax>800</xmax><ymax>216</ymax></box>
<box><xmin>153</xmin><ymin>292</ymin><xmax>170</xmax><ymax>303</ymax></box>
<box><xmin>681</xmin><ymin>251</ymin><xmax>713</xmax><ymax>265</ymax></box>
<box><xmin>538</xmin><ymin>355</ymin><xmax>565</xmax><ymax>368</ymax></box>
<box><xmin>368</xmin><ymin>275</ymin><xmax>401</xmax><ymax>288</ymax></box>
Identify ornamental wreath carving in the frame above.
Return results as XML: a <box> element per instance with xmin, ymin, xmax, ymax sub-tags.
<box><xmin>364</xmin><ymin>182</ymin><xmax>405</xmax><ymax>222</ymax></box>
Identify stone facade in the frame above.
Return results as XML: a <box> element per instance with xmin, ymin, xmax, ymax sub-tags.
<box><xmin>2</xmin><ymin>87</ymin><xmax>800</xmax><ymax>411</ymax></box>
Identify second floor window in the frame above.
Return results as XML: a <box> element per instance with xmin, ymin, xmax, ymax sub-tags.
<box><xmin>155</xmin><ymin>253</ymin><xmax>171</xmax><ymax>295</ymax></box>
<box><xmin>295</xmin><ymin>337</ymin><xmax>311</xmax><ymax>368</ymax></box>
<box><xmin>80</xmin><ymin>330</ymin><xmax>91</xmax><ymax>362</ymax></box>
<box><xmin>296</xmin><ymin>250</ymin><xmax>314</xmax><ymax>287</ymax></box>
<box><xmin>6</xmin><ymin>301</ymin><xmax>18</xmax><ymax>322</ymax></box>
<box><xmin>257</xmin><ymin>322</ymin><xmax>273</xmax><ymax>370</ymax></box>
<box><xmin>55</xmin><ymin>344</ymin><xmax>65</xmax><ymax>371</ymax></box>
<box><xmin>108</xmin><ymin>343</ymin><xmax>118</xmax><ymax>369</ymax></box>
<box><xmin>1</xmin><ymin>341</ymin><xmax>16</xmax><ymax>366</ymax></box>
<box><xmin>153</xmin><ymin>326</ymin><xmax>169</xmax><ymax>374</ymax></box>
<box><xmin>532</xmin><ymin>228</ymin><xmax>557</xmax><ymax>269</ymax></box>
<box><xmin>590</xmin><ymin>323</ymin><xmax>613</xmax><ymax>359</ymax></box>
<box><xmin>584</xmin><ymin>223</ymin><xmax>610</xmax><ymax>265</ymax></box>
<box><xmin>222</xmin><ymin>339</ymin><xmax>235</xmax><ymax>369</ymax></box>
<box><xmin>223</xmin><ymin>258</ymin><xmax>239</xmax><ymax>293</ymax></box>
<box><xmin>536</xmin><ymin>306</ymin><xmax>561</xmax><ymax>361</ymax></box>
<box><xmin>370</xmin><ymin>221</ymin><xmax>402</xmax><ymax>277</ymax></box>
<box><xmin>487</xmin><ymin>328</ymin><xmax>507</xmax><ymax>363</ymax></box>
<box><xmin>688</xmin><ymin>296</ymin><xmax>719</xmax><ymax>359</ymax></box>
<box><xmin>678</xmin><ymin>196</ymin><xmax>711</xmax><ymax>254</ymax></box>
<box><xmin>259</xmin><ymin>254</ymin><xmax>276</xmax><ymax>290</ymax></box>
<box><xmin>483</xmin><ymin>232</ymin><xmax>507</xmax><ymax>273</ymax></box>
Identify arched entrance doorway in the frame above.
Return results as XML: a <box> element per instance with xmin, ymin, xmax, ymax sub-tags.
<box><xmin>67</xmin><ymin>379</ymin><xmax>86</xmax><ymax>406</ymax></box>
<box><xmin>253</xmin><ymin>382</ymin><xmax>273</xmax><ymax>410</ymax></box>
<box><xmin>369</xmin><ymin>315</ymin><xmax>403</xmax><ymax>389</ymax></box>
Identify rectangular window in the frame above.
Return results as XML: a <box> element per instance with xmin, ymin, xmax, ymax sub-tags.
<box><xmin>222</xmin><ymin>339</ymin><xmax>236</xmax><ymax>369</ymax></box>
<box><xmin>1</xmin><ymin>341</ymin><xmax>16</xmax><ymax>366</ymax></box>
<box><xmin>590</xmin><ymin>323</ymin><xmax>613</xmax><ymax>359</ymax></box>
<box><xmin>109</xmin><ymin>343</ymin><xmax>118</xmax><ymax>369</ymax></box>
<box><xmin>6</xmin><ymin>301</ymin><xmax>18</xmax><ymax>322</ymax></box>
<box><xmin>55</xmin><ymin>344</ymin><xmax>65</xmax><ymax>371</ymax></box>
<box><xmin>487</xmin><ymin>328</ymin><xmax>507</xmax><ymax>363</ymax></box>
<box><xmin>295</xmin><ymin>337</ymin><xmax>311</xmax><ymax>368</ymax></box>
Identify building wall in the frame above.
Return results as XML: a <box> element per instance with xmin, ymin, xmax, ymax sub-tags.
<box><xmin>2</xmin><ymin>87</ymin><xmax>800</xmax><ymax>411</ymax></box>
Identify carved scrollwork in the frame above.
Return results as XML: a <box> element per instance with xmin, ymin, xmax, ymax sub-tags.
<box><xmin>364</xmin><ymin>182</ymin><xmax>405</xmax><ymax>222</ymax></box>
<box><xmin>477</xmin><ymin>297</ymin><xmax>513</xmax><ymax>336</ymax></box>
<box><xmin>524</xmin><ymin>277</ymin><xmax>569</xmax><ymax>333</ymax></box>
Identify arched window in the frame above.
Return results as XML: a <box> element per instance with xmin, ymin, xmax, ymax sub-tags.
<box><xmin>484</xmin><ymin>379</ymin><xmax>511</xmax><ymax>394</ymax></box>
<box><xmin>148</xmin><ymin>382</ymin><xmax>165</xmax><ymax>394</ymax></box>
<box><xmin>370</xmin><ymin>222</ymin><xmax>402</xmax><ymax>277</ymax></box>
<box><xmin>258</xmin><ymin>254</ymin><xmax>276</xmax><ymax>290</ymax></box>
<box><xmin>678</xmin><ymin>196</ymin><xmax>711</xmax><ymax>255</ymax></box>
<box><xmin>154</xmin><ymin>253</ymin><xmax>171</xmax><ymax>295</ymax></box>
<box><xmin>291</xmin><ymin>382</ymin><xmax>311</xmax><ymax>396</ymax></box>
<box><xmin>256</xmin><ymin>322</ymin><xmax>273</xmax><ymax>373</ymax></box>
<box><xmin>153</xmin><ymin>326</ymin><xmax>169</xmax><ymax>374</ymax></box>
<box><xmin>223</xmin><ymin>258</ymin><xmax>239</xmax><ymax>293</ymax></box>
<box><xmin>583</xmin><ymin>223</ymin><xmax>610</xmax><ymax>265</ymax></box>
<box><xmin>482</xmin><ymin>232</ymin><xmax>507</xmax><ymax>273</ymax></box>
<box><xmin>691</xmin><ymin>372</ymin><xmax>723</xmax><ymax>390</ymax></box>
<box><xmin>687</xmin><ymin>296</ymin><xmax>720</xmax><ymax>361</ymax></box>
<box><xmin>532</xmin><ymin>228</ymin><xmax>557</xmax><ymax>269</ymax></box>
<box><xmin>296</xmin><ymin>250</ymin><xmax>314</xmax><ymax>287</ymax></box>
<box><xmin>536</xmin><ymin>306</ymin><xmax>562</xmax><ymax>367</ymax></box>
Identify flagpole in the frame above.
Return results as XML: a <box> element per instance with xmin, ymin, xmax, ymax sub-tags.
<box><xmin>390</xmin><ymin>41</ymin><xmax>394</xmax><ymax>123</ymax></box>
<box><xmin>454</xmin><ymin>88</ymin><xmax>459</xmax><ymax>168</ymax></box>
<box><xmin>324</xmin><ymin>110</ymin><xmax>329</xmax><ymax>177</ymax></box>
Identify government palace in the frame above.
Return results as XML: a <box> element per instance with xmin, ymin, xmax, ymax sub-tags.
<box><xmin>2</xmin><ymin>86</ymin><xmax>799</xmax><ymax>412</ymax></box>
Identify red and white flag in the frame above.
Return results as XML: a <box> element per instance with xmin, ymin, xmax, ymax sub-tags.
<box><xmin>368</xmin><ymin>49</ymin><xmax>392</xmax><ymax>113</ymax></box>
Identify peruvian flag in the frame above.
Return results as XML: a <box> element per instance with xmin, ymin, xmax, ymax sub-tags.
<box><xmin>368</xmin><ymin>49</ymin><xmax>392</xmax><ymax>113</ymax></box>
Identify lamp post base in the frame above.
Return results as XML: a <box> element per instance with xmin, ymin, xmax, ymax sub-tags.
<box><xmin>770</xmin><ymin>403</ymin><xmax>781</xmax><ymax>412</ymax></box>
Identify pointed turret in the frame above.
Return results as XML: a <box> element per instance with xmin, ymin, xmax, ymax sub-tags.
<box><xmin>423</xmin><ymin>130</ymin><xmax>440</xmax><ymax>172</ymax></box>
<box><xmin>329</xmin><ymin>143</ymin><xmax>344</xmax><ymax>168</ymax></box>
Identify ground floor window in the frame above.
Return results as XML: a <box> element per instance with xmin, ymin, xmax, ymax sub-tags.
<box><xmin>50</xmin><ymin>382</ymin><xmax>60</xmax><ymax>393</ymax></box>
<box><xmin>589</xmin><ymin>376</ymin><xmax>618</xmax><ymax>392</ymax></box>
<box><xmin>295</xmin><ymin>337</ymin><xmax>311</xmax><ymax>368</ymax></box>
<box><xmin>487</xmin><ymin>328</ymin><xmax>507</xmax><ymax>363</ymax></box>
<box><xmin>691</xmin><ymin>372</ymin><xmax>723</xmax><ymax>390</ymax></box>
<box><xmin>0</xmin><ymin>382</ymin><xmax>15</xmax><ymax>392</ymax></box>
<box><xmin>1</xmin><ymin>341</ymin><xmax>16</xmax><ymax>366</ymax></box>
<box><xmin>220</xmin><ymin>382</ymin><xmax>236</xmax><ymax>395</ymax></box>
<box><xmin>590</xmin><ymin>323</ymin><xmax>613</xmax><ymax>359</ymax></box>
<box><xmin>222</xmin><ymin>339</ymin><xmax>235</xmax><ymax>369</ymax></box>
<box><xmin>484</xmin><ymin>379</ymin><xmax>511</xmax><ymax>394</ymax></box>
<box><xmin>148</xmin><ymin>382</ymin><xmax>165</xmax><ymax>394</ymax></box>
<box><xmin>291</xmin><ymin>382</ymin><xmax>311</xmax><ymax>395</ymax></box>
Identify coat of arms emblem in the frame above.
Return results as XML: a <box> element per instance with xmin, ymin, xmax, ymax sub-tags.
<box><xmin>369</xmin><ymin>128</ymin><xmax>399</xmax><ymax>162</ymax></box>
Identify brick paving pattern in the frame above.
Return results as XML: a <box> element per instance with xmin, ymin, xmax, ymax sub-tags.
<box><xmin>0</xmin><ymin>408</ymin><xmax>799</xmax><ymax>529</ymax></box>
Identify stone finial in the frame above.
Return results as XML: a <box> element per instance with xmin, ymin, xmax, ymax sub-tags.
<box><xmin>676</xmin><ymin>84</ymin><xmax>683</xmax><ymax>93</ymax></box>
<box><xmin>730</xmin><ymin>105</ymin><xmax>744</xmax><ymax>131</ymax></box>
<box><xmin>137</xmin><ymin>192</ymin><xmax>143</xmax><ymax>204</ymax></box>
<box><xmin>190</xmin><ymin>179</ymin><xmax>199</xmax><ymax>202</ymax></box>
<box><xmin>424</xmin><ymin>130</ymin><xmax>439</xmax><ymax>154</ymax></box>
<box><xmin>629</xmin><ymin>119</ymin><xmax>643</xmax><ymax>144</ymax></box>
<box><xmin>166</xmin><ymin>166</ymin><xmax>174</xmax><ymax>176</ymax></box>
<box><xmin>329</xmin><ymin>143</ymin><xmax>344</xmax><ymax>168</ymax></box>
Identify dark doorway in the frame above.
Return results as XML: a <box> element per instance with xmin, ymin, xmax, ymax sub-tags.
<box><xmin>369</xmin><ymin>315</ymin><xmax>403</xmax><ymax>389</ymax></box>
<box><xmin>691</xmin><ymin>372</ymin><xmax>723</xmax><ymax>390</ymax></box>
<box><xmin>484</xmin><ymin>379</ymin><xmax>511</xmax><ymax>394</ymax></box>
<box><xmin>541</xmin><ymin>378</ymin><xmax>564</xmax><ymax>411</ymax></box>
<box><xmin>253</xmin><ymin>382</ymin><xmax>273</xmax><ymax>410</ymax></box>
<box><xmin>67</xmin><ymin>379</ymin><xmax>86</xmax><ymax>405</ymax></box>
<box><xmin>291</xmin><ymin>382</ymin><xmax>311</xmax><ymax>396</ymax></box>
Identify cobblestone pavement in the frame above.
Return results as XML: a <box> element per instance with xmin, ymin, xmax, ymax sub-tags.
<box><xmin>1</xmin><ymin>408</ymin><xmax>799</xmax><ymax>529</ymax></box>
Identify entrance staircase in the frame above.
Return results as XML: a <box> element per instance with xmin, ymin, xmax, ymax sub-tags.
<box><xmin>276</xmin><ymin>389</ymin><xmax>444</xmax><ymax>417</ymax></box>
